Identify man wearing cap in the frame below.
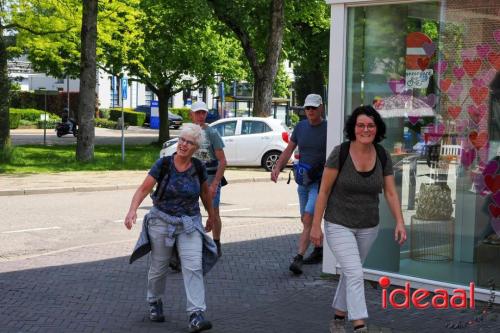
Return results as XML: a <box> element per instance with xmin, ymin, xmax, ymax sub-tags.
<box><xmin>271</xmin><ymin>94</ymin><xmax>327</xmax><ymax>275</ymax></box>
<box><xmin>190</xmin><ymin>101</ymin><xmax>227</xmax><ymax>257</ymax></box>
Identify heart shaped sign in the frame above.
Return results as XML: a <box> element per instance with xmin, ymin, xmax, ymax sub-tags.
<box><xmin>469</xmin><ymin>86</ymin><xmax>489</xmax><ymax>106</ymax></box>
<box><xmin>408</xmin><ymin>116</ymin><xmax>420</xmax><ymax>125</ymax></box>
<box><xmin>422</xmin><ymin>42</ymin><xmax>436</xmax><ymax>57</ymax></box>
<box><xmin>488</xmin><ymin>203</ymin><xmax>500</xmax><ymax>218</ymax></box>
<box><xmin>476</xmin><ymin>44</ymin><xmax>491</xmax><ymax>59</ymax></box>
<box><xmin>388</xmin><ymin>79</ymin><xmax>405</xmax><ymax>94</ymax></box>
<box><xmin>452</xmin><ymin>67</ymin><xmax>465</xmax><ymax>80</ymax></box>
<box><xmin>469</xmin><ymin>130</ymin><xmax>488</xmax><ymax>149</ymax></box>
<box><xmin>447</xmin><ymin>105</ymin><xmax>461</xmax><ymax>119</ymax></box>
<box><xmin>485</xmin><ymin>175</ymin><xmax>500</xmax><ymax>193</ymax></box>
<box><xmin>447</xmin><ymin>83</ymin><xmax>464</xmax><ymax>102</ymax></box>
<box><xmin>467</xmin><ymin>104</ymin><xmax>487</xmax><ymax>124</ymax></box>
<box><xmin>420</xmin><ymin>94</ymin><xmax>436</xmax><ymax>108</ymax></box>
<box><xmin>418</xmin><ymin>57</ymin><xmax>431</xmax><ymax>71</ymax></box>
<box><xmin>463</xmin><ymin>58</ymin><xmax>482</xmax><ymax>77</ymax></box>
<box><xmin>439</xmin><ymin>78</ymin><xmax>452</xmax><ymax>92</ymax></box>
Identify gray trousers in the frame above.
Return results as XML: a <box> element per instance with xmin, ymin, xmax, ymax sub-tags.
<box><xmin>147</xmin><ymin>218</ymin><xmax>205</xmax><ymax>314</ymax></box>
<box><xmin>324</xmin><ymin>222</ymin><xmax>379</xmax><ymax>321</ymax></box>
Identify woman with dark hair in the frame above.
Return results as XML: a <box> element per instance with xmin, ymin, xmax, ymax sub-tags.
<box><xmin>310</xmin><ymin>105</ymin><xmax>406</xmax><ymax>332</ymax></box>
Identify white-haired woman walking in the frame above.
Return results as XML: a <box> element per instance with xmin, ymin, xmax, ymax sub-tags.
<box><xmin>125</xmin><ymin>123</ymin><xmax>217</xmax><ymax>332</ymax></box>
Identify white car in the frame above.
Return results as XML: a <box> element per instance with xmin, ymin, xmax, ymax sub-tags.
<box><xmin>160</xmin><ymin>117</ymin><xmax>291</xmax><ymax>171</ymax></box>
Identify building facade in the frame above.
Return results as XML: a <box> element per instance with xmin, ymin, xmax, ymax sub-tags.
<box><xmin>324</xmin><ymin>0</ymin><xmax>500</xmax><ymax>302</ymax></box>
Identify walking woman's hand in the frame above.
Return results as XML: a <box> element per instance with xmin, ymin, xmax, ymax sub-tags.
<box><xmin>394</xmin><ymin>222</ymin><xmax>407</xmax><ymax>245</ymax></box>
<box><xmin>205</xmin><ymin>216</ymin><xmax>214</xmax><ymax>232</ymax></box>
<box><xmin>310</xmin><ymin>225</ymin><xmax>323</xmax><ymax>247</ymax></box>
<box><xmin>124</xmin><ymin>210</ymin><xmax>137</xmax><ymax>230</ymax></box>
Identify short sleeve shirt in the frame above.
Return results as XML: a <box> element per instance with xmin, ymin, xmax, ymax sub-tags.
<box><xmin>291</xmin><ymin>119</ymin><xmax>327</xmax><ymax>168</ymax></box>
<box><xmin>148</xmin><ymin>157</ymin><xmax>208</xmax><ymax>216</ymax></box>
<box><xmin>193</xmin><ymin>127</ymin><xmax>225</xmax><ymax>174</ymax></box>
<box><xmin>323</xmin><ymin>144</ymin><xmax>393</xmax><ymax>228</ymax></box>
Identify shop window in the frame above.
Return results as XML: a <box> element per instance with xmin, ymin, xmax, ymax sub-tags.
<box><xmin>344</xmin><ymin>0</ymin><xmax>500</xmax><ymax>289</ymax></box>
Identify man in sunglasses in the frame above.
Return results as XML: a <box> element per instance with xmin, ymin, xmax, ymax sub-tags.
<box><xmin>271</xmin><ymin>94</ymin><xmax>327</xmax><ymax>275</ymax></box>
<box><xmin>190</xmin><ymin>101</ymin><xmax>227</xmax><ymax>257</ymax></box>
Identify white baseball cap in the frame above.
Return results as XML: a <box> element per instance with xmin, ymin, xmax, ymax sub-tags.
<box><xmin>191</xmin><ymin>101</ymin><xmax>208</xmax><ymax>112</ymax></box>
<box><xmin>303</xmin><ymin>94</ymin><xmax>323</xmax><ymax>108</ymax></box>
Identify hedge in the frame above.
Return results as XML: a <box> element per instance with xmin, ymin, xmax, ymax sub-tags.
<box><xmin>10</xmin><ymin>108</ymin><xmax>60</xmax><ymax>121</ymax></box>
<box><xmin>170</xmin><ymin>107</ymin><xmax>191</xmax><ymax>122</ymax></box>
<box><xmin>9</xmin><ymin>113</ymin><xmax>21</xmax><ymax>129</ymax></box>
<box><xmin>108</xmin><ymin>108</ymin><xmax>145</xmax><ymax>126</ymax></box>
<box><xmin>95</xmin><ymin>118</ymin><xmax>118</xmax><ymax>129</ymax></box>
<box><xmin>10</xmin><ymin>91</ymin><xmax>80</xmax><ymax>118</ymax></box>
<box><xmin>37</xmin><ymin>119</ymin><xmax>59</xmax><ymax>129</ymax></box>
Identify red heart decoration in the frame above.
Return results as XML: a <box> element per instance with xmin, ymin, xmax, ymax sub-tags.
<box><xmin>485</xmin><ymin>175</ymin><xmax>500</xmax><ymax>193</ymax></box>
<box><xmin>439</xmin><ymin>78</ymin><xmax>452</xmax><ymax>92</ymax></box>
<box><xmin>463</xmin><ymin>58</ymin><xmax>482</xmax><ymax>77</ymax></box>
<box><xmin>447</xmin><ymin>106</ymin><xmax>461</xmax><ymax>119</ymax></box>
<box><xmin>488</xmin><ymin>203</ymin><xmax>500</xmax><ymax>218</ymax></box>
<box><xmin>487</xmin><ymin>51</ymin><xmax>500</xmax><ymax>71</ymax></box>
<box><xmin>469</xmin><ymin>131</ymin><xmax>488</xmax><ymax>149</ymax></box>
<box><xmin>469</xmin><ymin>86</ymin><xmax>489</xmax><ymax>106</ymax></box>
<box><xmin>417</xmin><ymin>57</ymin><xmax>430</xmax><ymax>71</ymax></box>
<box><xmin>467</xmin><ymin>104</ymin><xmax>487</xmax><ymax>124</ymax></box>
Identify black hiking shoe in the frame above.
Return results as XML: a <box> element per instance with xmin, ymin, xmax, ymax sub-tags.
<box><xmin>303</xmin><ymin>247</ymin><xmax>323</xmax><ymax>265</ymax></box>
<box><xmin>149</xmin><ymin>299</ymin><xmax>165</xmax><ymax>322</ymax></box>
<box><xmin>188</xmin><ymin>311</ymin><xmax>212</xmax><ymax>332</ymax></box>
<box><xmin>289</xmin><ymin>254</ymin><xmax>303</xmax><ymax>275</ymax></box>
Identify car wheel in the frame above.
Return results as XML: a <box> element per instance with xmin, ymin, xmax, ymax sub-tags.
<box><xmin>262</xmin><ymin>151</ymin><xmax>281</xmax><ymax>172</ymax></box>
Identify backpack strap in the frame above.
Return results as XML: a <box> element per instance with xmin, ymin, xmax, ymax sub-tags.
<box><xmin>191</xmin><ymin>157</ymin><xmax>205</xmax><ymax>184</ymax></box>
<box><xmin>338</xmin><ymin>141</ymin><xmax>351</xmax><ymax>173</ymax></box>
<box><xmin>338</xmin><ymin>141</ymin><xmax>387</xmax><ymax>173</ymax></box>
<box><xmin>153</xmin><ymin>156</ymin><xmax>172</xmax><ymax>200</ymax></box>
<box><xmin>374</xmin><ymin>143</ymin><xmax>388</xmax><ymax>171</ymax></box>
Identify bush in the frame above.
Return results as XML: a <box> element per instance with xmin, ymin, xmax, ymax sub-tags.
<box><xmin>170</xmin><ymin>107</ymin><xmax>191</xmax><ymax>122</ymax></box>
<box><xmin>290</xmin><ymin>113</ymin><xmax>300</xmax><ymax>127</ymax></box>
<box><xmin>109</xmin><ymin>108</ymin><xmax>145</xmax><ymax>126</ymax></box>
<box><xmin>9</xmin><ymin>113</ymin><xmax>21</xmax><ymax>129</ymax></box>
<box><xmin>37</xmin><ymin>119</ymin><xmax>59</xmax><ymax>129</ymax></box>
<box><xmin>95</xmin><ymin>118</ymin><xmax>118</xmax><ymax>129</ymax></box>
<box><xmin>10</xmin><ymin>108</ymin><xmax>60</xmax><ymax>121</ymax></box>
<box><xmin>98</xmin><ymin>108</ymin><xmax>111</xmax><ymax>119</ymax></box>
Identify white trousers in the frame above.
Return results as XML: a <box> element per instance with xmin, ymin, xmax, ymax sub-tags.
<box><xmin>324</xmin><ymin>222</ymin><xmax>379</xmax><ymax>321</ymax></box>
<box><xmin>146</xmin><ymin>218</ymin><xmax>205</xmax><ymax>314</ymax></box>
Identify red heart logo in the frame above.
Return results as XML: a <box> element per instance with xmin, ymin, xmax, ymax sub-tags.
<box><xmin>417</xmin><ymin>57</ymin><xmax>430</xmax><ymax>71</ymax></box>
<box><xmin>487</xmin><ymin>51</ymin><xmax>500</xmax><ymax>71</ymax></box>
<box><xmin>463</xmin><ymin>58</ymin><xmax>482</xmax><ymax>77</ymax></box>
<box><xmin>447</xmin><ymin>106</ymin><xmax>461</xmax><ymax>119</ymax></box>
<box><xmin>439</xmin><ymin>78</ymin><xmax>452</xmax><ymax>92</ymax></box>
<box><xmin>485</xmin><ymin>175</ymin><xmax>500</xmax><ymax>193</ymax></box>
<box><xmin>488</xmin><ymin>204</ymin><xmax>500</xmax><ymax>218</ymax></box>
<box><xmin>469</xmin><ymin>131</ymin><xmax>488</xmax><ymax>149</ymax></box>
<box><xmin>469</xmin><ymin>86</ymin><xmax>489</xmax><ymax>106</ymax></box>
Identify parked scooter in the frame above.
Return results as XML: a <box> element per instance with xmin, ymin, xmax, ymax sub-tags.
<box><xmin>56</xmin><ymin>109</ymin><xmax>78</xmax><ymax>137</ymax></box>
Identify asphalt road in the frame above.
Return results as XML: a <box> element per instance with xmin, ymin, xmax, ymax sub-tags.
<box><xmin>10</xmin><ymin>126</ymin><xmax>181</xmax><ymax>145</ymax></box>
<box><xmin>0</xmin><ymin>181</ymin><xmax>298</xmax><ymax>262</ymax></box>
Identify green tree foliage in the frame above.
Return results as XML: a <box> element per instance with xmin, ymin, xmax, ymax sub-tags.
<box><xmin>285</xmin><ymin>0</ymin><xmax>329</xmax><ymax>105</ymax></box>
<box><xmin>127</xmin><ymin>0</ymin><xmax>246</xmax><ymax>143</ymax></box>
<box><xmin>207</xmin><ymin>0</ymin><xmax>285</xmax><ymax>117</ymax></box>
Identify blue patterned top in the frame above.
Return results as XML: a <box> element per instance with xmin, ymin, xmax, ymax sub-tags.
<box><xmin>148</xmin><ymin>158</ymin><xmax>208</xmax><ymax>216</ymax></box>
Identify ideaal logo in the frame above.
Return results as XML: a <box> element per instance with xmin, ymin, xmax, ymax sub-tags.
<box><xmin>379</xmin><ymin>277</ymin><xmax>475</xmax><ymax>309</ymax></box>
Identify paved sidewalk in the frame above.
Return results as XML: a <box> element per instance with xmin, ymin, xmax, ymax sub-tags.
<box><xmin>0</xmin><ymin>168</ymin><xmax>286</xmax><ymax>196</ymax></box>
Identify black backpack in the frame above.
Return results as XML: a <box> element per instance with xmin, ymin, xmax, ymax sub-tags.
<box><xmin>338</xmin><ymin>141</ymin><xmax>388</xmax><ymax>173</ymax></box>
<box><xmin>152</xmin><ymin>155</ymin><xmax>205</xmax><ymax>202</ymax></box>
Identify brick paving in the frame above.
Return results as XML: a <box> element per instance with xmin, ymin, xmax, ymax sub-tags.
<box><xmin>1</xmin><ymin>212</ymin><xmax>499</xmax><ymax>333</ymax></box>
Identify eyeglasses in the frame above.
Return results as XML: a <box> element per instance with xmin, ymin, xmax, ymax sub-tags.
<box><xmin>305</xmin><ymin>106</ymin><xmax>318</xmax><ymax>111</ymax></box>
<box><xmin>178</xmin><ymin>137</ymin><xmax>196</xmax><ymax>147</ymax></box>
<box><xmin>355</xmin><ymin>123</ymin><xmax>376</xmax><ymax>131</ymax></box>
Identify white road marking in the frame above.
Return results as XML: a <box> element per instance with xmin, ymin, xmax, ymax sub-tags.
<box><xmin>220</xmin><ymin>208</ymin><xmax>251</xmax><ymax>213</ymax></box>
<box><xmin>1</xmin><ymin>226</ymin><xmax>61</xmax><ymax>234</ymax></box>
<box><xmin>287</xmin><ymin>203</ymin><xmax>299</xmax><ymax>206</ymax></box>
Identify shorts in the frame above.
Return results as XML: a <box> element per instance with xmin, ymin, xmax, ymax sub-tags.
<box><xmin>207</xmin><ymin>175</ymin><xmax>221</xmax><ymax>208</ymax></box>
<box><xmin>297</xmin><ymin>182</ymin><xmax>319</xmax><ymax>216</ymax></box>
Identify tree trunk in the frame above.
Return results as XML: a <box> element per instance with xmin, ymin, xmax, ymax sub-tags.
<box><xmin>253</xmin><ymin>75</ymin><xmax>274</xmax><ymax>117</ymax></box>
<box><xmin>0</xmin><ymin>29</ymin><xmax>11</xmax><ymax>162</ymax></box>
<box><xmin>157</xmin><ymin>86</ymin><xmax>171</xmax><ymax>145</ymax></box>
<box><xmin>76</xmin><ymin>0</ymin><xmax>98</xmax><ymax>162</ymax></box>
